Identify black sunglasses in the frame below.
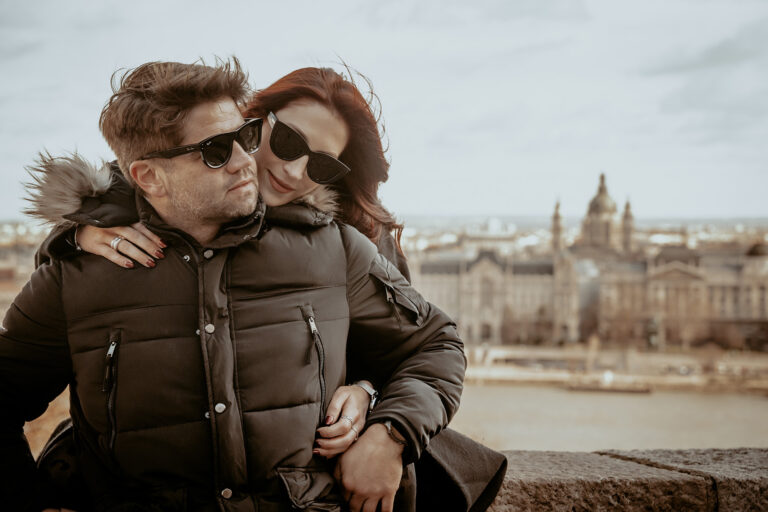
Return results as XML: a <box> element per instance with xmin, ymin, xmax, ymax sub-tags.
<box><xmin>268</xmin><ymin>112</ymin><xmax>350</xmax><ymax>184</ymax></box>
<box><xmin>141</xmin><ymin>118</ymin><xmax>263</xmax><ymax>169</ymax></box>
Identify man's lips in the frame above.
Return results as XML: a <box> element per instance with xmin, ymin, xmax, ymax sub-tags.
<box><xmin>228</xmin><ymin>179</ymin><xmax>255</xmax><ymax>192</ymax></box>
<box><xmin>267</xmin><ymin>171</ymin><xmax>295</xmax><ymax>193</ymax></box>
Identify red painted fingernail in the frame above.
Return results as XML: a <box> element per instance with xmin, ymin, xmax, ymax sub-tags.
<box><xmin>313</xmin><ymin>449</ymin><xmax>320</xmax><ymax>454</ymax></box>
<box><xmin>125</xmin><ymin>261</ymin><xmax>134</xmax><ymax>268</ymax></box>
<box><xmin>154</xmin><ymin>250</ymin><xmax>165</xmax><ymax>259</ymax></box>
<box><xmin>325</xmin><ymin>416</ymin><xmax>333</xmax><ymax>425</ymax></box>
<box><xmin>158</xmin><ymin>240</ymin><xmax>167</xmax><ymax>248</ymax></box>
<box><xmin>146</xmin><ymin>260</ymin><xmax>156</xmax><ymax>268</ymax></box>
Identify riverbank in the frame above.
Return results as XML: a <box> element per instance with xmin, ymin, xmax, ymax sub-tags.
<box><xmin>465</xmin><ymin>364</ymin><xmax>768</xmax><ymax>393</ymax></box>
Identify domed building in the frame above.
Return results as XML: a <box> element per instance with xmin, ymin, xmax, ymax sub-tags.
<box><xmin>567</xmin><ymin>174</ymin><xmax>635</xmax><ymax>257</ymax></box>
<box><xmin>580</xmin><ymin>173</ymin><xmax>619</xmax><ymax>249</ymax></box>
<box><xmin>410</xmin><ymin>174</ymin><xmax>768</xmax><ymax>351</ymax></box>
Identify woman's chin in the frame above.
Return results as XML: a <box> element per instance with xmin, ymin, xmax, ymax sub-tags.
<box><xmin>261</xmin><ymin>186</ymin><xmax>293</xmax><ymax>207</ymax></box>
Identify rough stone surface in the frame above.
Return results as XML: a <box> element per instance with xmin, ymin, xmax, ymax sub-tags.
<box><xmin>490</xmin><ymin>450</ymin><xmax>712</xmax><ymax>511</ymax></box>
<box><xmin>602</xmin><ymin>448</ymin><xmax>768</xmax><ymax>512</ymax></box>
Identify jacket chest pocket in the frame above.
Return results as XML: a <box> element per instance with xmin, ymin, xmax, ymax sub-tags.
<box><xmin>101</xmin><ymin>329</ymin><xmax>121</xmax><ymax>451</ymax></box>
<box><xmin>368</xmin><ymin>258</ymin><xmax>425</xmax><ymax>328</ymax></box>
<box><xmin>299</xmin><ymin>305</ymin><xmax>327</xmax><ymax>424</ymax></box>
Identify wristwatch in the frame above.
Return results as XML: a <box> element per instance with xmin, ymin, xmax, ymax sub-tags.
<box><xmin>353</xmin><ymin>381</ymin><xmax>378</xmax><ymax>412</ymax></box>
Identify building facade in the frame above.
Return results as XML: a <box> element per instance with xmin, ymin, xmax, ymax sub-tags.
<box><xmin>409</xmin><ymin>175</ymin><xmax>768</xmax><ymax>350</ymax></box>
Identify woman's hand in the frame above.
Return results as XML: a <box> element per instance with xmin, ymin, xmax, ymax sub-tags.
<box><xmin>76</xmin><ymin>223</ymin><xmax>165</xmax><ymax>268</ymax></box>
<box><xmin>314</xmin><ymin>381</ymin><xmax>372</xmax><ymax>458</ymax></box>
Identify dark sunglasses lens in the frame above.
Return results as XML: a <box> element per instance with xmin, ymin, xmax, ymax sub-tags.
<box><xmin>270</xmin><ymin>122</ymin><xmax>307</xmax><ymax>160</ymax></box>
<box><xmin>201</xmin><ymin>135</ymin><xmax>233</xmax><ymax>167</ymax></box>
<box><xmin>237</xmin><ymin>121</ymin><xmax>262</xmax><ymax>154</ymax></box>
<box><xmin>307</xmin><ymin>153</ymin><xmax>350</xmax><ymax>184</ymax></box>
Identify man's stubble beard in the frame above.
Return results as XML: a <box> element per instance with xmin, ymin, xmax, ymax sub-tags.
<box><xmin>166</xmin><ymin>169</ymin><xmax>259</xmax><ymax>225</ymax></box>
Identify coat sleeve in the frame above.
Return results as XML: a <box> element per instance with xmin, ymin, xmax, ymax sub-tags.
<box><xmin>0</xmin><ymin>262</ymin><xmax>71</xmax><ymax>510</ymax></box>
<box><xmin>340</xmin><ymin>224</ymin><xmax>466</xmax><ymax>465</ymax></box>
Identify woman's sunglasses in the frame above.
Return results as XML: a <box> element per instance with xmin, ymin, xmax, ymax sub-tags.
<box><xmin>268</xmin><ymin>112</ymin><xmax>351</xmax><ymax>184</ymax></box>
<box><xmin>141</xmin><ymin>118</ymin><xmax>263</xmax><ymax>169</ymax></box>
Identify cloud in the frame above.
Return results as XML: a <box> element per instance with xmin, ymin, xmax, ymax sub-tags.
<box><xmin>649</xmin><ymin>17</ymin><xmax>768</xmax><ymax>74</ymax></box>
<box><xmin>646</xmin><ymin>18</ymin><xmax>768</xmax><ymax>145</ymax></box>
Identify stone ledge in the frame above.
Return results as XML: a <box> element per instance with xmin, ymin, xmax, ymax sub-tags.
<box><xmin>489</xmin><ymin>448</ymin><xmax>767</xmax><ymax>511</ymax></box>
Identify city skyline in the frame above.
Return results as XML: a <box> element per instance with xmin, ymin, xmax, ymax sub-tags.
<box><xmin>1</xmin><ymin>0</ymin><xmax>767</xmax><ymax>221</ymax></box>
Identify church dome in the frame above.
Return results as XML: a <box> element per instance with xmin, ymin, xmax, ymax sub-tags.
<box><xmin>587</xmin><ymin>174</ymin><xmax>617</xmax><ymax>215</ymax></box>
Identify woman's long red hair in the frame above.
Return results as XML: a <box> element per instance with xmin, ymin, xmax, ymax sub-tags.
<box><xmin>244</xmin><ymin>67</ymin><xmax>403</xmax><ymax>254</ymax></box>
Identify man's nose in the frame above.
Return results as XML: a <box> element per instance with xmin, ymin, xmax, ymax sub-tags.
<box><xmin>225</xmin><ymin>141</ymin><xmax>255</xmax><ymax>174</ymax></box>
<box><xmin>283</xmin><ymin>155</ymin><xmax>309</xmax><ymax>181</ymax></box>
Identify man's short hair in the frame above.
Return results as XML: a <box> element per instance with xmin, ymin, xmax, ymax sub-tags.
<box><xmin>99</xmin><ymin>57</ymin><xmax>250</xmax><ymax>187</ymax></box>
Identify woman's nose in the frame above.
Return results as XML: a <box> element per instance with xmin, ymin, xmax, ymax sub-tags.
<box><xmin>283</xmin><ymin>155</ymin><xmax>309</xmax><ymax>181</ymax></box>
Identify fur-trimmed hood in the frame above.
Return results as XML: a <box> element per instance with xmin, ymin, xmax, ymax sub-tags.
<box><xmin>23</xmin><ymin>152</ymin><xmax>340</xmax><ymax>228</ymax></box>
<box><xmin>24</xmin><ymin>152</ymin><xmax>113</xmax><ymax>228</ymax></box>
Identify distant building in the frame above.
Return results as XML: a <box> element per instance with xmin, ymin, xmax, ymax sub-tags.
<box><xmin>410</xmin><ymin>174</ymin><xmax>768</xmax><ymax>350</ymax></box>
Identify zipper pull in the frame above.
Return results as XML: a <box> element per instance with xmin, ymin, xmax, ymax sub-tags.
<box><xmin>102</xmin><ymin>341</ymin><xmax>117</xmax><ymax>392</ymax></box>
<box><xmin>308</xmin><ymin>316</ymin><xmax>319</xmax><ymax>334</ymax></box>
<box><xmin>305</xmin><ymin>317</ymin><xmax>318</xmax><ymax>364</ymax></box>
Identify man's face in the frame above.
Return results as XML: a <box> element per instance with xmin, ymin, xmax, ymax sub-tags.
<box><xmin>160</xmin><ymin>98</ymin><xmax>258</xmax><ymax>226</ymax></box>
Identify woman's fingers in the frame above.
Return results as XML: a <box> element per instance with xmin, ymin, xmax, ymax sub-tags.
<box><xmin>317</xmin><ymin>414</ymin><xmax>358</xmax><ymax>438</ymax></box>
<box><xmin>323</xmin><ymin>386</ymin><xmax>352</xmax><ymax>426</ymax></box>
<box><xmin>113</xmin><ymin>225</ymin><xmax>164</xmax><ymax>260</ymax></box>
<box><xmin>314</xmin><ymin>429</ymin><xmax>358</xmax><ymax>457</ymax></box>
<box><xmin>78</xmin><ymin>224</ymin><xmax>164</xmax><ymax>268</ymax></box>
<box><xmin>112</xmin><ymin>237</ymin><xmax>156</xmax><ymax>268</ymax></box>
<box><xmin>130</xmin><ymin>222</ymin><xmax>166</xmax><ymax>253</ymax></box>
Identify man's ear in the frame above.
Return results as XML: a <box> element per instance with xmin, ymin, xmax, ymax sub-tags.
<box><xmin>129</xmin><ymin>160</ymin><xmax>167</xmax><ymax>197</ymax></box>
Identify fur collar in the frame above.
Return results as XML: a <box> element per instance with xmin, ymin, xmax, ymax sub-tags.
<box><xmin>23</xmin><ymin>152</ymin><xmax>340</xmax><ymax>226</ymax></box>
<box><xmin>24</xmin><ymin>152</ymin><xmax>113</xmax><ymax>227</ymax></box>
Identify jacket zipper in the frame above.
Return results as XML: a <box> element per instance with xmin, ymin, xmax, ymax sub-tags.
<box><xmin>102</xmin><ymin>331</ymin><xmax>121</xmax><ymax>451</ymax></box>
<box><xmin>306</xmin><ymin>315</ymin><xmax>327</xmax><ymax>424</ymax></box>
<box><xmin>384</xmin><ymin>285</ymin><xmax>402</xmax><ymax>326</ymax></box>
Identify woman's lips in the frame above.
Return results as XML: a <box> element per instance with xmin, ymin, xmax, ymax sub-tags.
<box><xmin>268</xmin><ymin>171</ymin><xmax>295</xmax><ymax>193</ymax></box>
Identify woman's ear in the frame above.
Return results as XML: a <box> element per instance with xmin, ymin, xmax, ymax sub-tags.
<box><xmin>129</xmin><ymin>160</ymin><xmax>167</xmax><ymax>198</ymax></box>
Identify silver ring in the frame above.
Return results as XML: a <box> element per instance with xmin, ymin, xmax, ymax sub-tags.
<box><xmin>110</xmin><ymin>236</ymin><xmax>124</xmax><ymax>251</ymax></box>
<box><xmin>350</xmin><ymin>425</ymin><xmax>359</xmax><ymax>440</ymax></box>
<box><xmin>340</xmin><ymin>415</ymin><xmax>353</xmax><ymax>425</ymax></box>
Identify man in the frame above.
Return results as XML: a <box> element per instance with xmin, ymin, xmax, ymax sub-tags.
<box><xmin>0</xmin><ymin>59</ymin><xmax>465</xmax><ymax>511</ymax></box>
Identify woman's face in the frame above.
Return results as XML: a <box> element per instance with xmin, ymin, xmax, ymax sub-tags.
<box><xmin>256</xmin><ymin>100</ymin><xmax>349</xmax><ymax>207</ymax></box>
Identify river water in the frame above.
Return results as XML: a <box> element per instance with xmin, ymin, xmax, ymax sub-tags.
<box><xmin>449</xmin><ymin>384</ymin><xmax>768</xmax><ymax>451</ymax></box>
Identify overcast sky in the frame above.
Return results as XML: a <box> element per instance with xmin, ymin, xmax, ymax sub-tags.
<box><xmin>1</xmin><ymin>0</ymin><xmax>766</xmax><ymax>222</ymax></box>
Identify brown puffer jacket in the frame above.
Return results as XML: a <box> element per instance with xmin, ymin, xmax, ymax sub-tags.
<box><xmin>0</xmin><ymin>155</ymin><xmax>465</xmax><ymax>512</ymax></box>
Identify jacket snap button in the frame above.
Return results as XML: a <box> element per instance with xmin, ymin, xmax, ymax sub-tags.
<box><xmin>221</xmin><ymin>488</ymin><xmax>233</xmax><ymax>499</ymax></box>
<box><xmin>215</xmin><ymin>402</ymin><xmax>226</xmax><ymax>413</ymax></box>
<box><xmin>204</xmin><ymin>411</ymin><xmax>210</xmax><ymax>419</ymax></box>
<box><xmin>183</xmin><ymin>255</ymin><xmax>191</xmax><ymax>262</ymax></box>
<box><xmin>203</xmin><ymin>249</ymin><xmax>214</xmax><ymax>259</ymax></box>
<box><xmin>204</xmin><ymin>324</ymin><xmax>215</xmax><ymax>334</ymax></box>
<box><xmin>195</xmin><ymin>329</ymin><xmax>200</xmax><ymax>336</ymax></box>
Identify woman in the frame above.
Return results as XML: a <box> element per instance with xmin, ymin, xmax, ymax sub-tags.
<box><xmin>36</xmin><ymin>67</ymin><xmax>506</xmax><ymax>511</ymax></box>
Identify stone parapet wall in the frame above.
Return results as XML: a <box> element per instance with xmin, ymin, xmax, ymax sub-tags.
<box><xmin>490</xmin><ymin>448</ymin><xmax>767</xmax><ymax>511</ymax></box>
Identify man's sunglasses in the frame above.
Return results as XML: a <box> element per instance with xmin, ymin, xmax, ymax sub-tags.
<box><xmin>268</xmin><ymin>112</ymin><xmax>350</xmax><ymax>184</ymax></box>
<box><xmin>141</xmin><ymin>118</ymin><xmax>263</xmax><ymax>169</ymax></box>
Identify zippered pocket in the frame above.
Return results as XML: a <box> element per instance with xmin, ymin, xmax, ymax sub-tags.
<box><xmin>299</xmin><ymin>305</ymin><xmax>326</xmax><ymax>424</ymax></box>
<box><xmin>102</xmin><ymin>329</ymin><xmax>121</xmax><ymax>451</ymax></box>
<box><xmin>368</xmin><ymin>267</ymin><xmax>424</xmax><ymax>327</ymax></box>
